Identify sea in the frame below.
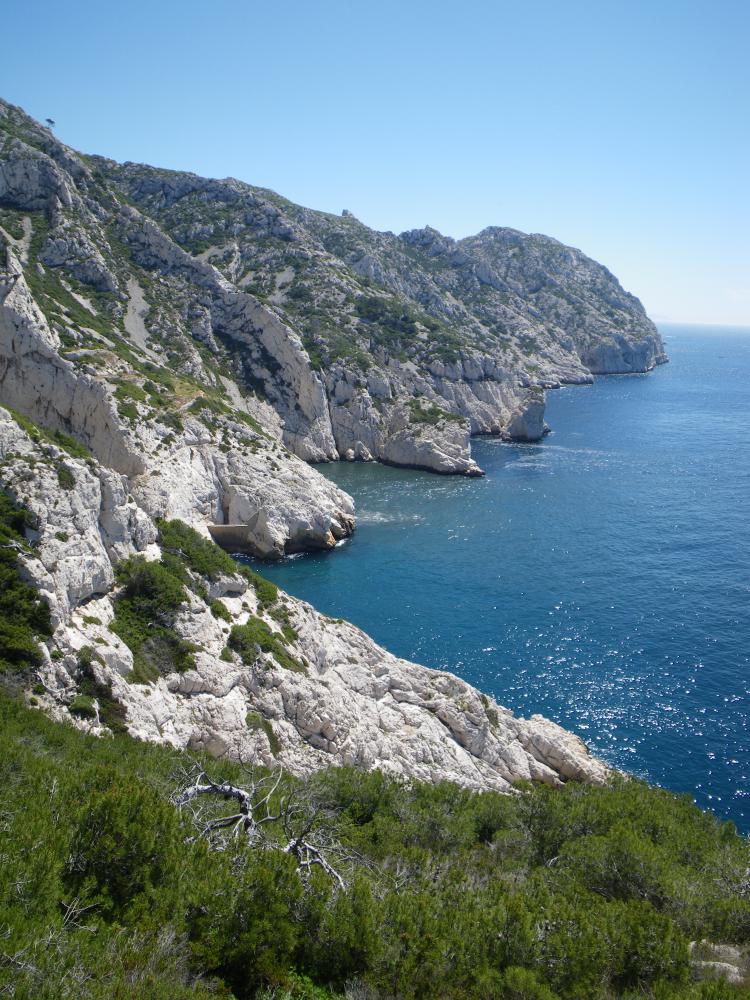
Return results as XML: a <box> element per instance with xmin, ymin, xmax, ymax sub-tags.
<box><xmin>251</xmin><ymin>325</ymin><xmax>750</xmax><ymax>828</ymax></box>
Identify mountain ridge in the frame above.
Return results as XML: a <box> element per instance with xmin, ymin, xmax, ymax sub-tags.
<box><xmin>0</xmin><ymin>96</ymin><xmax>660</xmax><ymax>791</ymax></box>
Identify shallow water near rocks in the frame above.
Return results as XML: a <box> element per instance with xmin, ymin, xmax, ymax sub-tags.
<box><xmin>253</xmin><ymin>325</ymin><xmax>750</xmax><ymax>827</ymax></box>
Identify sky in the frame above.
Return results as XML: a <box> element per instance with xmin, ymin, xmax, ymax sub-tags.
<box><xmin>2</xmin><ymin>0</ymin><xmax>749</xmax><ymax>325</ymax></box>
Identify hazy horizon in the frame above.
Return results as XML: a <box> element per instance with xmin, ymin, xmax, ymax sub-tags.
<box><xmin>3</xmin><ymin>0</ymin><xmax>748</xmax><ymax>326</ymax></box>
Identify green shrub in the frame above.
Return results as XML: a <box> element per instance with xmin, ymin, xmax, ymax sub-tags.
<box><xmin>64</xmin><ymin>779</ymin><xmax>187</xmax><ymax>923</ymax></box>
<box><xmin>6</xmin><ymin>407</ymin><xmax>91</xmax><ymax>458</ymax></box>
<box><xmin>209</xmin><ymin>598</ymin><xmax>231</xmax><ymax>622</ymax></box>
<box><xmin>239</xmin><ymin>564</ymin><xmax>278</xmax><ymax>609</ymax></box>
<box><xmin>115</xmin><ymin>555</ymin><xmax>186</xmax><ymax>609</ymax></box>
<box><xmin>0</xmin><ymin>490</ymin><xmax>51</xmax><ymax>673</ymax></box>
<box><xmin>0</xmin><ymin>693</ymin><xmax>749</xmax><ymax>1000</ymax></box>
<box><xmin>408</xmin><ymin>397</ymin><xmax>464</xmax><ymax>426</ymax></box>
<box><xmin>75</xmin><ymin>650</ymin><xmax>128</xmax><ymax>734</ymax></box>
<box><xmin>115</xmin><ymin>381</ymin><xmax>149</xmax><ymax>403</ymax></box>
<box><xmin>57</xmin><ymin>465</ymin><xmax>75</xmax><ymax>490</ymax></box>
<box><xmin>157</xmin><ymin>519</ymin><xmax>237</xmax><ymax>579</ymax></box>
<box><xmin>497</xmin><ymin>966</ymin><xmax>559</xmax><ymax>999</ymax></box>
<box><xmin>187</xmin><ymin>393</ymin><xmax>264</xmax><ymax>434</ymax></box>
<box><xmin>355</xmin><ymin>293</ymin><xmax>418</xmax><ymax>340</ymax></box>
<box><xmin>228</xmin><ymin>616</ymin><xmax>303</xmax><ymax>673</ymax></box>
<box><xmin>246</xmin><ymin>711</ymin><xmax>281</xmax><ymax>755</ymax></box>
<box><xmin>110</xmin><ymin>555</ymin><xmax>195</xmax><ymax>682</ymax></box>
<box><xmin>117</xmin><ymin>401</ymin><xmax>138</xmax><ymax>420</ymax></box>
<box><xmin>69</xmin><ymin>693</ymin><xmax>96</xmax><ymax>718</ymax></box>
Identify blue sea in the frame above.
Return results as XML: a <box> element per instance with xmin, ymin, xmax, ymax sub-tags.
<box><xmin>255</xmin><ymin>326</ymin><xmax>750</xmax><ymax>827</ymax></box>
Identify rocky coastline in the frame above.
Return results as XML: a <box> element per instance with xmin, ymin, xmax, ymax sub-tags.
<box><xmin>0</xmin><ymin>96</ymin><xmax>667</xmax><ymax>792</ymax></box>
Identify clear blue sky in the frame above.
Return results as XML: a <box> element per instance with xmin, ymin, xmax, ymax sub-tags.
<box><xmin>3</xmin><ymin>0</ymin><xmax>749</xmax><ymax>324</ymax></box>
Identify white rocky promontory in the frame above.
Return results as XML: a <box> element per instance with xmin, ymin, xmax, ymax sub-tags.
<box><xmin>0</xmin><ymin>259</ymin><xmax>354</xmax><ymax>559</ymax></box>
<box><xmin>1</xmin><ymin>96</ymin><xmax>661</xmax><ymax>794</ymax></box>
<box><xmin>0</xmin><ymin>97</ymin><xmax>666</xmax><ymax>481</ymax></box>
<box><xmin>0</xmin><ymin>406</ymin><xmax>608</xmax><ymax>791</ymax></box>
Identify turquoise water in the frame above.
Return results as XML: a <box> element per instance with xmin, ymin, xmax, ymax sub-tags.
<box><xmin>254</xmin><ymin>326</ymin><xmax>750</xmax><ymax>826</ymax></box>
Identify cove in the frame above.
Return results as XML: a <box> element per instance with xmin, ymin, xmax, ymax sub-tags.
<box><xmin>251</xmin><ymin>325</ymin><xmax>750</xmax><ymax>827</ymax></box>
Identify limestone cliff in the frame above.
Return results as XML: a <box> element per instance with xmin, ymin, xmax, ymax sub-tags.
<box><xmin>0</xmin><ymin>406</ymin><xmax>607</xmax><ymax>791</ymax></box>
<box><xmin>0</xmin><ymin>97</ymin><xmax>665</xmax><ymax>482</ymax></box>
<box><xmin>0</xmin><ymin>96</ymin><xmax>662</xmax><ymax>790</ymax></box>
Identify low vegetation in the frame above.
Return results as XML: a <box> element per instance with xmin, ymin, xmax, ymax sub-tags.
<box><xmin>1</xmin><ymin>489</ymin><xmax>744</xmax><ymax>997</ymax></box>
<box><xmin>229</xmin><ymin>616</ymin><xmax>304</xmax><ymax>673</ymax></box>
<box><xmin>0</xmin><ymin>490</ymin><xmax>51</xmax><ymax>674</ymax></box>
<box><xmin>6</xmin><ymin>406</ymin><xmax>91</xmax><ymax>459</ymax></box>
<box><xmin>408</xmin><ymin>397</ymin><xmax>465</xmax><ymax>427</ymax></box>
<box><xmin>109</xmin><ymin>521</ymin><xmax>282</xmax><ymax>683</ymax></box>
<box><xmin>157</xmin><ymin>517</ymin><xmax>238</xmax><ymax>579</ymax></box>
<box><xmin>1</xmin><ymin>693</ymin><xmax>749</xmax><ymax>999</ymax></box>
<box><xmin>74</xmin><ymin>645</ymin><xmax>128</xmax><ymax>733</ymax></box>
<box><xmin>246</xmin><ymin>709</ymin><xmax>281</xmax><ymax>755</ymax></box>
<box><xmin>110</xmin><ymin>554</ymin><xmax>197</xmax><ymax>683</ymax></box>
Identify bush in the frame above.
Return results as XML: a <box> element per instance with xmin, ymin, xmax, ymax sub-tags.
<box><xmin>157</xmin><ymin>518</ymin><xmax>237</xmax><ymax>579</ymax></box>
<box><xmin>210</xmin><ymin>598</ymin><xmax>232</xmax><ymax>622</ymax></box>
<box><xmin>69</xmin><ymin>693</ymin><xmax>96</xmax><ymax>718</ymax></box>
<box><xmin>239</xmin><ymin>564</ymin><xmax>279</xmax><ymax>608</ymax></box>
<box><xmin>408</xmin><ymin>397</ymin><xmax>464</xmax><ymax>426</ymax></box>
<box><xmin>64</xmin><ymin>779</ymin><xmax>188</xmax><ymax>924</ymax></box>
<box><xmin>188</xmin><ymin>850</ymin><xmax>304</xmax><ymax>994</ymax></box>
<box><xmin>229</xmin><ymin>617</ymin><xmax>304</xmax><ymax>673</ymax></box>
<box><xmin>0</xmin><ymin>490</ymin><xmax>51</xmax><ymax>672</ymax></box>
<box><xmin>110</xmin><ymin>555</ymin><xmax>195</xmax><ymax>682</ymax></box>
<box><xmin>498</xmin><ymin>967</ymin><xmax>559</xmax><ymax>1000</ymax></box>
<box><xmin>57</xmin><ymin>465</ymin><xmax>76</xmax><ymax>490</ymax></box>
<box><xmin>355</xmin><ymin>294</ymin><xmax>418</xmax><ymax>340</ymax></box>
<box><xmin>115</xmin><ymin>555</ymin><xmax>187</xmax><ymax>610</ymax></box>
<box><xmin>1</xmin><ymin>693</ymin><xmax>750</xmax><ymax>1000</ymax></box>
<box><xmin>246</xmin><ymin>711</ymin><xmax>281</xmax><ymax>755</ymax></box>
<box><xmin>75</xmin><ymin>649</ymin><xmax>128</xmax><ymax>734</ymax></box>
<box><xmin>6</xmin><ymin>406</ymin><xmax>91</xmax><ymax>458</ymax></box>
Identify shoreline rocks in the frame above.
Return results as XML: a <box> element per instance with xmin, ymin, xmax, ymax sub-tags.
<box><xmin>0</xmin><ymin>405</ymin><xmax>609</xmax><ymax>791</ymax></box>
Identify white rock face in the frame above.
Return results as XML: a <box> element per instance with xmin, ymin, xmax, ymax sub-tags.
<box><xmin>0</xmin><ymin>260</ymin><xmax>354</xmax><ymax>560</ymax></box>
<box><xmin>126</xmin><ymin>421</ymin><xmax>354</xmax><ymax>560</ymax></box>
<box><xmin>326</xmin><ymin>386</ymin><xmax>482</xmax><ymax>476</ymax></box>
<box><xmin>116</xmin><ymin>205</ymin><xmax>339</xmax><ymax>463</ymax></box>
<box><xmin>0</xmin><ymin>97</ymin><xmax>667</xmax><ymax>481</ymax></box>
<box><xmin>0</xmin><ymin>96</ymin><xmax>660</xmax><ymax>794</ymax></box>
<box><xmin>0</xmin><ymin>133</ymin><xmax>75</xmax><ymax>210</ymax></box>
<box><xmin>0</xmin><ymin>409</ymin><xmax>155</xmax><ymax>626</ymax></box>
<box><xmin>0</xmin><ymin>260</ymin><xmax>144</xmax><ymax>476</ymax></box>
<box><xmin>581</xmin><ymin>333</ymin><xmax>667</xmax><ymax>374</ymax></box>
<box><xmin>1</xmin><ymin>409</ymin><xmax>609</xmax><ymax>793</ymax></box>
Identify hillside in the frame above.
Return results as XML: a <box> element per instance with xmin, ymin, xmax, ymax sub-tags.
<box><xmin>1</xmin><ymin>95</ymin><xmax>747</xmax><ymax>1000</ymax></box>
<box><xmin>0</xmin><ymin>97</ymin><xmax>665</xmax><ymax>484</ymax></box>
<box><xmin>2</xmin><ymin>694</ymin><xmax>748</xmax><ymax>999</ymax></box>
<box><xmin>0</xmin><ymin>95</ymin><xmax>663</xmax><ymax>784</ymax></box>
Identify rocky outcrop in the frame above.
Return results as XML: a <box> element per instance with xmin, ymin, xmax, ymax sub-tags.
<box><xmin>0</xmin><ymin>257</ymin><xmax>144</xmax><ymax>476</ymax></box>
<box><xmin>1</xmin><ymin>407</ymin><xmax>608</xmax><ymax>792</ymax></box>
<box><xmin>0</xmin><ymin>258</ymin><xmax>353</xmax><ymax>560</ymax></box>
<box><xmin>580</xmin><ymin>333</ymin><xmax>668</xmax><ymax>374</ymax></box>
<box><xmin>0</xmin><ymin>97</ymin><xmax>666</xmax><ymax>480</ymax></box>
<box><xmin>0</xmin><ymin>97</ymin><xmax>633</xmax><ymax>793</ymax></box>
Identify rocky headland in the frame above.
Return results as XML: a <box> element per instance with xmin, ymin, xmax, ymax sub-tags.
<box><xmin>0</xmin><ymin>96</ymin><xmax>666</xmax><ymax>791</ymax></box>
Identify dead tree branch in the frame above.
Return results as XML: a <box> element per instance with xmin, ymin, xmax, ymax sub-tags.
<box><xmin>173</xmin><ymin>760</ymin><xmax>349</xmax><ymax>891</ymax></box>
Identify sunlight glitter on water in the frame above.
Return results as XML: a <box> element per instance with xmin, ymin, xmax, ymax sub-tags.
<box><xmin>252</xmin><ymin>326</ymin><xmax>750</xmax><ymax>827</ymax></box>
